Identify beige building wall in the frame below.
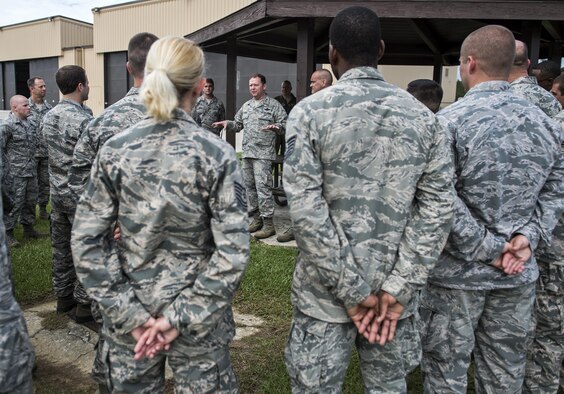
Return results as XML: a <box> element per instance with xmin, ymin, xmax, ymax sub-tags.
<box><xmin>93</xmin><ymin>0</ymin><xmax>257</xmax><ymax>53</ymax></box>
<box><xmin>59</xmin><ymin>48</ymin><xmax>104</xmax><ymax>115</ymax></box>
<box><xmin>0</xmin><ymin>17</ymin><xmax>92</xmax><ymax>62</ymax></box>
<box><xmin>380</xmin><ymin>65</ymin><xmax>458</xmax><ymax>107</ymax></box>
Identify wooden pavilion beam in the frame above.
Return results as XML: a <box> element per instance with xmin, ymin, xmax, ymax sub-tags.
<box><xmin>296</xmin><ymin>18</ymin><xmax>315</xmax><ymax>100</ymax></box>
<box><xmin>226</xmin><ymin>35</ymin><xmax>237</xmax><ymax>148</ymax></box>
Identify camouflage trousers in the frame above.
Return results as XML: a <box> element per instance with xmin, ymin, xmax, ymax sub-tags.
<box><xmin>285</xmin><ymin>308</ymin><xmax>420</xmax><ymax>393</ymax></box>
<box><xmin>98</xmin><ymin>331</ymin><xmax>238</xmax><ymax>393</ymax></box>
<box><xmin>523</xmin><ymin>262</ymin><xmax>564</xmax><ymax>394</ymax></box>
<box><xmin>0</xmin><ymin>317</ymin><xmax>35</xmax><ymax>394</ymax></box>
<box><xmin>241</xmin><ymin>158</ymin><xmax>274</xmax><ymax>218</ymax></box>
<box><xmin>420</xmin><ymin>282</ymin><xmax>536</xmax><ymax>394</ymax></box>
<box><xmin>51</xmin><ymin>209</ymin><xmax>89</xmax><ymax>304</ymax></box>
<box><xmin>3</xmin><ymin>176</ymin><xmax>37</xmax><ymax>231</ymax></box>
<box><xmin>36</xmin><ymin>158</ymin><xmax>50</xmax><ymax>207</ymax></box>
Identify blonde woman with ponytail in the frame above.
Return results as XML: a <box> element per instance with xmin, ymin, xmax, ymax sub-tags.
<box><xmin>72</xmin><ymin>36</ymin><xmax>249</xmax><ymax>393</ymax></box>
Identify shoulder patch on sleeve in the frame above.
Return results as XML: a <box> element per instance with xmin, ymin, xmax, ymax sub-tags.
<box><xmin>234</xmin><ymin>181</ymin><xmax>247</xmax><ymax>210</ymax></box>
<box><xmin>285</xmin><ymin>135</ymin><xmax>296</xmax><ymax>159</ymax></box>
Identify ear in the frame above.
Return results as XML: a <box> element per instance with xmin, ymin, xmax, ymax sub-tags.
<box><xmin>378</xmin><ymin>40</ymin><xmax>385</xmax><ymax>61</ymax></box>
<box><xmin>467</xmin><ymin>56</ymin><xmax>477</xmax><ymax>74</ymax></box>
<box><xmin>126</xmin><ymin>61</ymin><xmax>133</xmax><ymax>75</ymax></box>
<box><xmin>329</xmin><ymin>44</ymin><xmax>338</xmax><ymax>67</ymax></box>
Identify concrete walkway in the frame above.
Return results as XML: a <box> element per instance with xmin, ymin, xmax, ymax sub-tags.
<box><xmin>258</xmin><ymin>204</ymin><xmax>297</xmax><ymax>248</ymax></box>
<box><xmin>24</xmin><ymin>302</ymin><xmax>265</xmax><ymax>379</ymax></box>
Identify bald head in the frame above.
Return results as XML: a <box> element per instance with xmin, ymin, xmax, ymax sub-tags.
<box><xmin>461</xmin><ymin>25</ymin><xmax>515</xmax><ymax>80</ymax></box>
<box><xmin>10</xmin><ymin>95</ymin><xmax>30</xmax><ymax>120</ymax></box>
<box><xmin>310</xmin><ymin>69</ymin><xmax>333</xmax><ymax>93</ymax></box>
<box><xmin>513</xmin><ymin>40</ymin><xmax>529</xmax><ymax>69</ymax></box>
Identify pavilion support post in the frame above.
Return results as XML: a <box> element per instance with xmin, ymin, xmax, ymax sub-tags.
<box><xmin>433</xmin><ymin>54</ymin><xmax>443</xmax><ymax>85</ymax></box>
<box><xmin>522</xmin><ymin>21</ymin><xmax>542</xmax><ymax>67</ymax></box>
<box><xmin>296</xmin><ymin>18</ymin><xmax>315</xmax><ymax>101</ymax></box>
<box><xmin>549</xmin><ymin>41</ymin><xmax>563</xmax><ymax>65</ymax></box>
<box><xmin>226</xmin><ymin>35</ymin><xmax>237</xmax><ymax>148</ymax></box>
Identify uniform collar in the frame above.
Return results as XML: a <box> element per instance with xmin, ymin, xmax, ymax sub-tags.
<box><xmin>338</xmin><ymin>66</ymin><xmax>385</xmax><ymax>83</ymax></box>
<box><xmin>464</xmin><ymin>80</ymin><xmax>511</xmax><ymax>96</ymax></box>
<box><xmin>510</xmin><ymin>75</ymin><xmax>539</xmax><ymax>86</ymax></box>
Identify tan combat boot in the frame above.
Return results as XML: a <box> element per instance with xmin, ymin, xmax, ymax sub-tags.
<box><xmin>254</xmin><ymin>217</ymin><xmax>276</xmax><ymax>239</ymax></box>
<box><xmin>276</xmin><ymin>227</ymin><xmax>295</xmax><ymax>242</ymax></box>
<box><xmin>6</xmin><ymin>230</ymin><xmax>20</xmax><ymax>248</ymax></box>
<box><xmin>249</xmin><ymin>212</ymin><xmax>263</xmax><ymax>233</ymax></box>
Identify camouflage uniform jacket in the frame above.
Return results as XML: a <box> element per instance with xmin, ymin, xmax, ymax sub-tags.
<box><xmin>28</xmin><ymin>98</ymin><xmax>52</xmax><ymax>159</ymax></box>
<box><xmin>274</xmin><ymin>93</ymin><xmax>297</xmax><ymax>114</ymax></box>
<box><xmin>283</xmin><ymin>66</ymin><xmax>455</xmax><ymax>323</ymax></box>
<box><xmin>72</xmin><ymin>108</ymin><xmax>249</xmax><ymax>337</ymax></box>
<box><xmin>226</xmin><ymin>95</ymin><xmax>287</xmax><ymax>160</ymax></box>
<box><xmin>192</xmin><ymin>95</ymin><xmax>225</xmax><ymax>134</ymax></box>
<box><xmin>510</xmin><ymin>76</ymin><xmax>562</xmax><ymax>118</ymax></box>
<box><xmin>0</xmin><ymin>181</ymin><xmax>34</xmax><ymax>387</ymax></box>
<box><xmin>429</xmin><ymin>81</ymin><xmax>564</xmax><ymax>290</ymax></box>
<box><xmin>40</xmin><ymin>98</ymin><xmax>93</xmax><ymax>213</ymax></box>
<box><xmin>0</xmin><ymin>112</ymin><xmax>36</xmax><ymax>178</ymax></box>
<box><xmin>69</xmin><ymin>87</ymin><xmax>145</xmax><ymax>201</ymax></box>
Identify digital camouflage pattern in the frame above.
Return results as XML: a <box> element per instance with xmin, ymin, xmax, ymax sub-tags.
<box><xmin>421</xmin><ymin>282</ymin><xmax>536</xmax><ymax>393</ymax></box>
<box><xmin>422</xmin><ymin>80</ymin><xmax>564</xmax><ymax>394</ymax></box>
<box><xmin>0</xmin><ymin>113</ymin><xmax>38</xmax><ymax>231</ymax></box>
<box><xmin>241</xmin><ymin>157</ymin><xmax>275</xmax><ymax>218</ymax></box>
<box><xmin>71</xmin><ymin>109</ymin><xmax>249</xmax><ymax>390</ymax></box>
<box><xmin>283</xmin><ymin>66</ymin><xmax>455</xmax><ymax>391</ymax></box>
<box><xmin>99</xmin><ymin>310</ymin><xmax>238</xmax><ymax>393</ymax></box>
<box><xmin>510</xmin><ymin>76</ymin><xmax>562</xmax><ymax>118</ymax></box>
<box><xmin>285</xmin><ymin>308</ymin><xmax>421</xmax><ymax>393</ymax></box>
<box><xmin>41</xmin><ymin>98</ymin><xmax>92</xmax><ymax>302</ymax></box>
<box><xmin>69</xmin><ymin>86</ymin><xmax>145</xmax><ymax>385</ymax></box>
<box><xmin>428</xmin><ymin>81</ymin><xmax>564</xmax><ymax>290</ymax></box>
<box><xmin>29</xmin><ymin>98</ymin><xmax>52</xmax><ymax>208</ymax></box>
<box><xmin>191</xmin><ymin>95</ymin><xmax>225</xmax><ymax>136</ymax></box>
<box><xmin>284</xmin><ymin>66</ymin><xmax>454</xmax><ymax>322</ymax></box>
<box><xmin>69</xmin><ymin>87</ymin><xmax>145</xmax><ymax>200</ymax></box>
<box><xmin>40</xmin><ymin>98</ymin><xmax>93</xmax><ymax>213</ymax></box>
<box><xmin>0</xmin><ymin>112</ymin><xmax>36</xmax><ymax>178</ymax></box>
<box><xmin>0</xmin><ymin>177</ymin><xmax>34</xmax><ymax>393</ymax></box>
<box><xmin>28</xmin><ymin>98</ymin><xmax>52</xmax><ymax>159</ymax></box>
<box><xmin>225</xmin><ymin>95</ymin><xmax>286</xmax><ymax>160</ymax></box>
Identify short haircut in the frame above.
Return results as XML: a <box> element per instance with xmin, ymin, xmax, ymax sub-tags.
<box><xmin>250</xmin><ymin>73</ymin><xmax>266</xmax><ymax>84</ymax></box>
<box><xmin>128</xmin><ymin>32</ymin><xmax>158</xmax><ymax>78</ymax></box>
<box><xmin>55</xmin><ymin>65</ymin><xmax>87</xmax><ymax>95</ymax></box>
<box><xmin>460</xmin><ymin>25</ymin><xmax>515</xmax><ymax>79</ymax></box>
<box><xmin>316</xmin><ymin>69</ymin><xmax>333</xmax><ymax>85</ymax></box>
<box><xmin>205</xmin><ymin>78</ymin><xmax>215</xmax><ymax>85</ymax></box>
<box><xmin>553</xmin><ymin>75</ymin><xmax>564</xmax><ymax>95</ymax></box>
<box><xmin>329</xmin><ymin>6</ymin><xmax>381</xmax><ymax>66</ymax></box>
<box><xmin>532</xmin><ymin>60</ymin><xmax>561</xmax><ymax>79</ymax></box>
<box><xmin>283</xmin><ymin>80</ymin><xmax>291</xmax><ymax>86</ymax></box>
<box><xmin>513</xmin><ymin>40</ymin><xmax>528</xmax><ymax>67</ymax></box>
<box><xmin>407</xmin><ymin>79</ymin><xmax>443</xmax><ymax>113</ymax></box>
<box><xmin>27</xmin><ymin>76</ymin><xmax>43</xmax><ymax>88</ymax></box>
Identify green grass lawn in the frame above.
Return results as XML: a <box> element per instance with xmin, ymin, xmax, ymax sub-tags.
<box><xmin>11</xmin><ymin>217</ymin><xmax>475</xmax><ymax>393</ymax></box>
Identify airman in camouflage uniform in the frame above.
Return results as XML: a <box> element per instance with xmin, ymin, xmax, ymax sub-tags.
<box><xmin>40</xmin><ymin>66</ymin><xmax>93</xmax><ymax>316</ymax></box>
<box><xmin>192</xmin><ymin>78</ymin><xmax>225</xmax><ymax>136</ymax></box>
<box><xmin>1</xmin><ymin>95</ymin><xmax>41</xmax><ymax>247</ymax></box>
<box><xmin>523</xmin><ymin>214</ymin><xmax>564</xmax><ymax>394</ymax></box>
<box><xmin>214</xmin><ymin>73</ymin><xmax>287</xmax><ymax>239</ymax></box>
<box><xmin>283</xmin><ymin>7</ymin><xmax>455</xmax><ymax>392</ymax></box>
<box><xmin>72</xmin><ymin>36</ymin><xmax>248</xmax><ymax>393</ymax></box>
<box><xmin>72</xmin><ymin>109</ymin><xmax>249</xmax><ymax>393</ymax></box>
<box><xmin>274</xmin><ymin>80</ymin><xmax>297</xmax><ymax>115</ymax></box>
<box><xmin>0</xmin><ymin>179</ymin><xmax>35</xmax><ymax>393</ymax></box>
<box><xmin>69</xmin><ymin>86</ymin><xmax>145</xmax><ymax>200</ymax></box>
<box><xmin>69</xmin><ymin>32</ymin><xmax>158</xmax><ymax>390</ymax></box>
<box><xmin>509</xmin><ymin>41</ymin><xmax>562</xmax><ymax>118</ymax></box>
<box><xmin>420</xmin><ymin>26</ymin><xmax>564</xmax><ymax>394</ymax></box>
<box><xmin>27</xmin><ymin>77</ymin><xmax>52</xmax><ymax>220</ymax></box>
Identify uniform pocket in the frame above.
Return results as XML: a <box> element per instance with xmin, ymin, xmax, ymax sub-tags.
<box><xmin>419</xmin><ymin>301</ymin><xmax>451</xmax><ymax>363</ymax></box>
<box><xmin>285</xmin><ymin>316</ymin><xmax>329</xmax><ymax>390</ymax></box>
